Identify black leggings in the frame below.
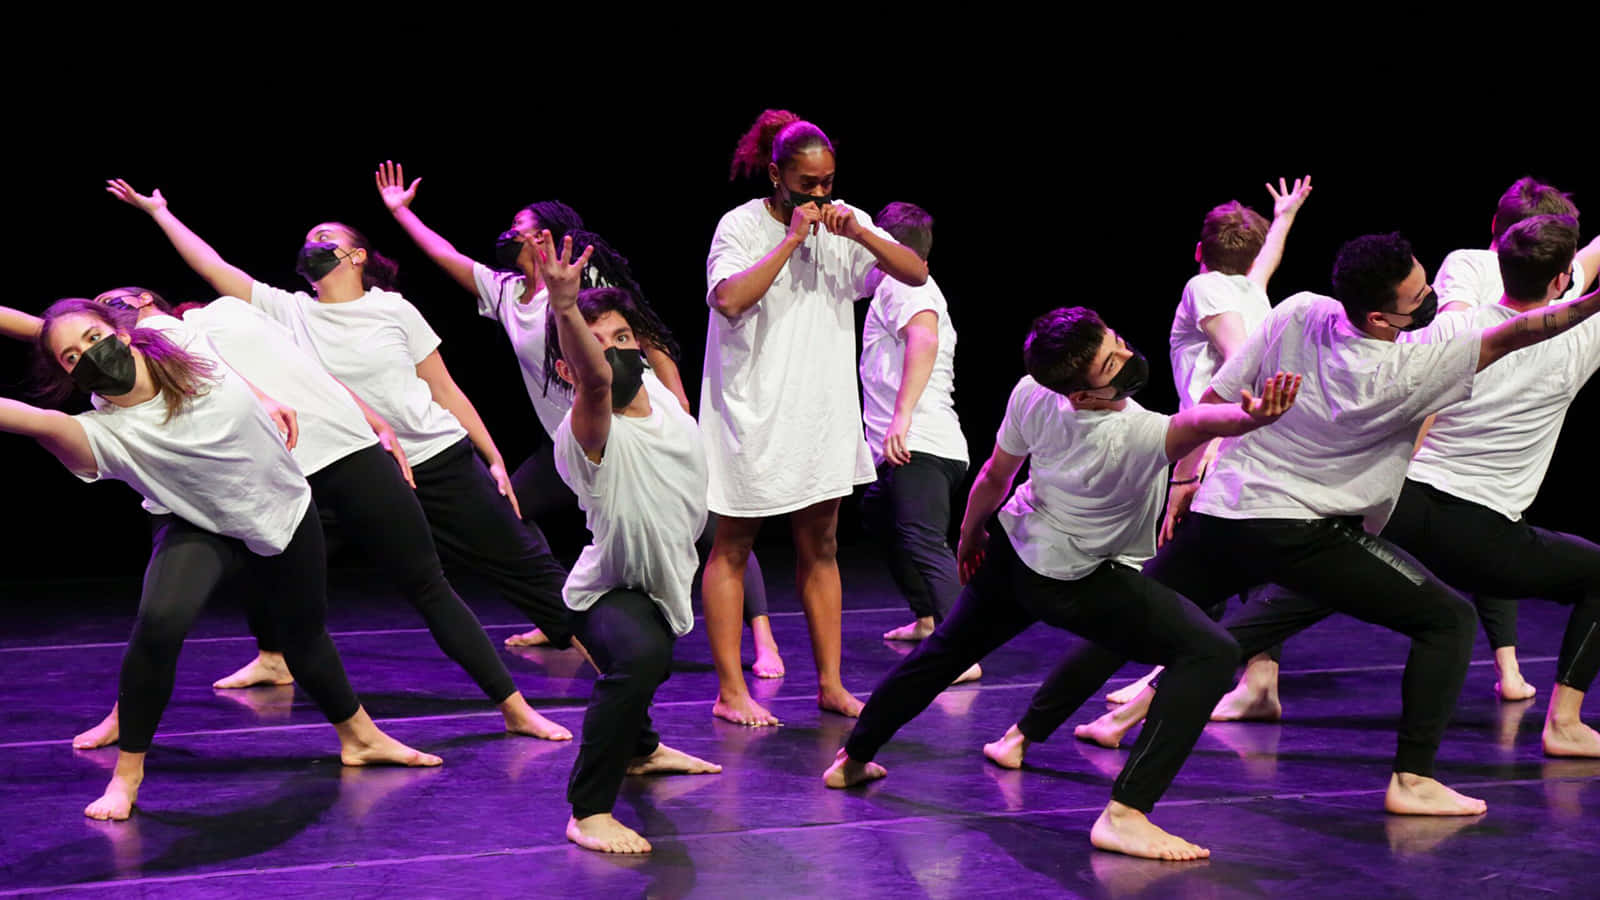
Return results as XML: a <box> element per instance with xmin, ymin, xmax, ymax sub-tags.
<box><xmin>514</xmin><ymin>439</ymin><xmax>770</xmax><ymax>622</ymax></box>
<box><xmin>860</xmin><ymin>453</ymin><xmax>966</xmax><ymax>623</ymax></box>
<box><xmin>1382</xmin><ymin>480</ymin><xmax>1600</xmax><ymax>691</ymax></box>
<box><xmin>120</xmin><ymin>505</ymin><xmax>360</xmax><ymax>753</ymax></box>
<box><xmin>248</xmin><ymin>445</ymin><xmax>518</xmax><ymax>702</ymax></box>
<box><xmin>845</xmin><ymin>525</ymin><xmax>1236</xmax><ymax>813</ymax></box>
<box><xmin>567</xmin><ymin>589</ymin><xmax>674</xmax><ymax>819</ymax></box>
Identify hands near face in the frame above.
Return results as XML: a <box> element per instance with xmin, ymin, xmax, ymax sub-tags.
<box><xmin>786</xmin><ymin>199</ymin><xmax>865</xmax><ymax>242</ymax></box>
<box><xmin>1267</xmin><ymin>175</ymin><xmax>1313</xmax><ymax>219</ymax></box>
<box><xmin>375</xmin><ymin>160</ymin><xmax>421</xmax><ymax>213</ymax></box>
<box><xmin>105</xmin><ymin>179</ymin><xmax>166</xmax><ymax>216</ymax></box>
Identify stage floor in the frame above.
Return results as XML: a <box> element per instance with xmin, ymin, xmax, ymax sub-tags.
<box><xmin>1</xmin><ymin>550</ymin><xmax>1595</xmax><ymax>898</ymax></box>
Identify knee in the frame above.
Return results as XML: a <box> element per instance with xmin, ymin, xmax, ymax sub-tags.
<box><xmin>796</xmin><ymin>527</ymin><xmax>839</xmax><ymax>564</ymax></box>
<box><xmin>1186</xmin><ymin>626</ymin><xmax>1241</xmax><ymax>680</ymax></box>
<box><xmin>607</xmin><ymin>637</ymin><xmax>672</xmax><ymax>687</ymax></box>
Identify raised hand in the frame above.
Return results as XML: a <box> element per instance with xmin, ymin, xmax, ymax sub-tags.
<box><xmin>787</xmin><ymin>202</ymin><xmax>823</xmax><ymax>242</ymax></box>
<box><xmin>1240</xmin><ymin>371</ymin><xmax>1301</xmax><ymax>424</ymax></box>
<box><xmin>105</xmin><ymin>179</ymin><xmax>167</xmax><ymax>216</ymax></box>
<box><xmin>1266</xmin><ymin>175</ymin><xmax>1313</xmax><ymax>219</ymax></box>
<box><xmin>533</xmin><ymin>230</ymin><xmax>595</xmax><ymax>312</ymax></box>
<box><xmin>375</xmin><ymin>160</ymin><xmax>421</xmax><ymax>213</ymax></box>
<box><xmin>820</xmin><ymin>203</ymin><xmax>864</xmax><ymax>241</ymax></box>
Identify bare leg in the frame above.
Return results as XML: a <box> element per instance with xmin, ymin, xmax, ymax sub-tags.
<box><xmin>1493</xmin><ymin>646</ymin><xmax>1537</xmax><ymax>702</ymax></box>
<box><xmin>1543</xmin><ymin>684</ymin><xmax>1600</xmax><ymax>757</ymax></box>
<box><xmin>1384</xmin><ymin>772</ymin><xmax>1487</xmax><ymax>815</ymax></box>
<box><xmin>1106</xmin><ymin>666</ymin><xmax>1161</xmax><ymax>705</ymax></box>
<box><xmin>567</xmin><ymin>814</ymin><xmax>652</xmax><ymax>853</ymax></box>
<box><xmin>74</xmin><ymin>702</ymin><xmax>121</xmax><ymax>750</ymax></box>
<box><xmin>884</xmin><ymin>616</ymin><xmax>935</xmax><ymax>641</ymax></box>
<box><xmin>792</xmin><ymin>499</ymin><xmax>862</xmax><ymax>717</ymax></box>
<box><xmin>704</xmin><ymin>516</ymin><xmax>778</xmax><ymax>726</ymax></box>
<box><xmin>624</xmin><ymin>743</ymin><xmax>722</xmax><ymax>775</ymax></box>
<box><xmin>984</xmin><ymin>723</ymin><xmax>1033</xmax><ymax>769</ymax></box>
<box><xmin>500</xmin><ymin>690</ymin><xmax>572</xmax><ymax>741</ymax></box>
<box><xmin>504</xmin><ymin>628</ymin><xmax>550</xmax><ymax>647</ymax></box>
<box><xmin>822</xmin><ymin>747</ymin><xmax>887</xmax><ymax>788</ymax></box>
<box><xmin>212</xmin><ymin>650</ymin><xmax>294</xmax><ymax>689</ymax></box>
<box><xmin>84</xmin><ymin>751</ymin><xmax>144</xmax><ymax>820</ymax></box>
<box><xmin>335</xmin><ymin>707</ymin><xmax>443</xmax><ymax>767</ymax></box>
<box><xmin>1077</xmin><ymin>685</ymin><xmax>1154</xmax><ymax>748</ymax></box>
<box><xmin>1210</xmin><ymin>654</ymin><xmax>1283</xmax><ymax>721</ymax></box>
<box><xmin>749</xmin><ymin>615</ymin><xmax>785</xmax><ymax>679</ymax></box>
<box><xmin>953</xmin><ymin>663</ymin><xmax>983</xmax><ymax>684</ymax></box>
<box><xmin>1090</xmin><ymin>801</ymin><xmax>1211</xmax><ymax>860</ymax></box>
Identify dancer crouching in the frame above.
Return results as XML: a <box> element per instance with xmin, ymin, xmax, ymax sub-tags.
<box><xmin>824</xmin><ymin>307</ymin><xmax>1302</xmax><ymax>860</ymax></box>
<box><xmin>537</xmin><ymin>234</ymin><xmax>721</xmax><ymax>854</ymax></box>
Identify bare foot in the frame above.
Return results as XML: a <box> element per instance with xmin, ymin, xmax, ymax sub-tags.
<box><xmin>340</xmin><ymin>732</ymin><xmax>443</xmax><ymax>768</ymax></box>
<box><xmin>84</xmin><ymin>774</ymin><xmax>141</xmax><ymax>821</ymax></box>
<box><xmin>983</xmin><ymin>724</ymin><xmax>1031</xmax><ymax>770</ymax></box>
<box><xmin>819</xmin><ymin>685</ymin><xmax>865</xmax><ymax>718</ymax></box>
<box><xmin>212</xmin><ymin>652</ymin><xmax>294</xmax><ymax>689</ymax></box>
<box><xmin>1210</xmin><ymin>683</ymin><xmax>1282</xmax><ymax>722</ymax></box>
<box><xmin>73</xmin><ymin>707</ymin><xmax>120</xmax><ymax>750</ymax></box>
<box><xmin>883</xmin><ymin>618</ymin><xmax>934</xmax><ymax>641</ymax></box>
<box><xmin>1495</xmin><ymin>674</ymin><xmax>1538</xmax><ymax>702</ymax></box>
<box><xmin>1090</xmin><ymin>801</ymin><xmax>1210</xmax><ymax>860</ymax></box>
<box><xmin>1544</xmin><ymin>718</ymin><xmax>1600</xmax><ymax>758</ymax></box>
<box><xmin>502</xmin><ymin>694</ymin><xmax>572</xmax><ymax>741</ymax></box>
<box><xmin>822</xmin><ymin>747</ymin><xmax>887</xmax><ymax>788</ymax></box>
<box><xmin>567</xmin><ymin>813</ymin><xmax>651</xmax><ymax>853</ymax></box>
<box><xmin>713</xmin><ymin>693</ymin><xmax>781</xmax><ymax>727</ymax></box>
<box><xmin>504</xmin><ymin>628</ymin><xmax>550</xmax><ymax>648</ymax></box>
<box><xmin>952</xmin><ymin>663</ymin><xmax>983</xmax><ymax>685</ymax></box>
<box><xmin>1384</xmin><ymin>772</ymin><xmax>1487</xmax><ymax>815</ymax></box>
<box><xmin>1106</xmin><ymin>667</ymin><xmax>1160</xmax><ymax>706</ymax></box>
<box><xmin>1076</xmin><ymin>689</ymin><xmax>1151</xmax><ymax>748</ymax></box>
<box><xmin>625</xmin><ymin>743</ymin><xmax>722</xmax><ymax>776</ymax></box>
<box><xmin>752</xmin><ymin>645</ymin><xmax>786</xmax><ymax>679</ymax></box>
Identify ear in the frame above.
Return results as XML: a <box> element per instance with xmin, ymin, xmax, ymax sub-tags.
<box><xmin>768</xmin><ymin>161</ymin><xmax>781</xmax><ymax>189</ymax></box>
<box><xmin>135</xmin><ymin>292</ymin><xmax>156</xmax><ymax>309</ymax></box>
<box><xmin>554</xmin><ymin>358</ymin><xmax>576</xmax><ymax>387</ymax></box>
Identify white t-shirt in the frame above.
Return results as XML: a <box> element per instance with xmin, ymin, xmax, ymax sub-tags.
<box><xmin>995</xmin><ymin>376</ymin><xmax>1171</xmax><ymax>581</ymax></box>
<box><xmin>75</xmin><ymin>333</ymin><xmax>312</xmax><ymax>555</ymax></box>
<box><xmin>700</xmin><ymin>198</ymin><xmax>890</xmax><ymax>516</ymax></box>
<box><xmin>1168</xmin><ymin>271</ymin><xmax>1273</xmax><ymax>409</ymax></box>
<box><xmin>250</xmin><ymin>282</ymin><xmax>467</xmax><ymax>466</ymax></box>
<box><xmin>1406</xmin><ymin>304</ymin><xmax>1600</xmax><ymax>521</ymax></box>
<box><xmin>1434</xmin><ymin>248</ymin><xmax>1586</xmax><ymax>309</ymax></box>
<box><xmin>1192</xmin><ymin>293</ymin><xmax>1481</xmax><ymax>531</ymax></box>
<box><xmin>859</xmin><ymin>270</ymin><xmax>968</xmax><ymax>466</ymax></box>
<box><xmin>554</xmin><ymin>372</ymin><xmax>707</xmax><ymax>636</ymax></box>
<box><xmin>471</xmin><ymin>262</ymin><xmax>570</xmax><ymax>438</ymax></box>
<box><xmin>174</xmin><ymin>300</ymin><xmax>377</xmax><ymax>476</ymax></box>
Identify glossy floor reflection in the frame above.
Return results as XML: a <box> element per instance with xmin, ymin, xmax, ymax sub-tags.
<box><xmin>2</xmin><ymin>552</ymin><xmax>1596</xmax><ymax>898</ymax></box>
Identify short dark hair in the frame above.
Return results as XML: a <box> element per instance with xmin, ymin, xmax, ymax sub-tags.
<box><xmin>1199</xmin><ymin>201</ymin><xmax>1270</xmax><ymax>275</ymax></box>
<box><xmin>542</xmin><ymin>287</ymin><xmax>680</xmax><ymax>395</ymax></box>
<box><xmin>875</xmin><ymin>202</ymin><xmax>934</xmax><ymax>260</ymax></box>
<box><xmin>1493</xmin><ymin>177</ymin><xmax>1579</xmax><ymax>244</ymax></box>
<box><xmin>1024</xmin><ymin>307</ymin><xmax>1107</xmax><ymax>395</ymax></box>
<box><xmin>1331</xmin><ymin>232</ymin><xmax>1416</xmax><ymax>319</ymax></box>
<box><xmin>1498</xmin><ymin>215</ymin><xmax>1580</xmax><ymax>302</ymax></box>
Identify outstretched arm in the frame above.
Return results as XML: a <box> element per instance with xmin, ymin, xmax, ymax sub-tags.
<box><xmin>954</xmin><ymin>443</ymin><xmax>1027</xmax><ymax>584</ymax></box>
<box><xmin>1575</xmin><ymin>233</ymin><xmax>1600</xmax><ymax>294</ymax></box>
<box><xmin>1246</xmin><ymin>175</ymin><xmax>1313</xmax><ymax>291</ymax></box>
<box><xmin>375</xmin><ymin>161</ymin><xmax>480</xmax><ymax>295</ymax></box>
<box><xmin>539</xmin><ymin>232</ymin><xmax>610</xmax><ymax>459</ymax></box>
<box><xmin>415</xmin><ymin>350</ymin><xmax>520</xmax><ymax>518</ymax></box>
<box><xmin>821</xmin><ymin>204</ymin><xmax>928</xmax><ymax>287</ymax></box>
<box><xmin>106</xmin><ymin>180</ymin><xmax>254</xmax><ymax>300</ymax></box>
<box><xmin>0</xmin><ymin>397</ymin><xmax>96</xmax><ymax>475</ymax></box>
<box><xmin>883</xmin><ymin>310</ymin><xmax>939</xmax><ymax>466</ymax></box>
<box><xmin>0</xmin><ymin>305</ymin><xmax>42</xmax><ymax>341</ymax></box>
<box><xmin>1165</xmin><ymin>372</ymin><xmax>1301</xmax><ymax>462</ymax></box>
<box><xmin>1479</xmin><ymin>287</ymin><xmax>1600</xmax><ymax>371</ymax></box>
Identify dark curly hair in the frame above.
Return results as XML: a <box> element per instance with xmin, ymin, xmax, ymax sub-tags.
<box><xmin>1331</xmin><ymin>232</ymin><xmax>1416</xmax><ymax>320</ymax></box>
<box><xmin>1023</xmin><ymin>307</ymin><xmax>1107</xmax><ymax>395</ymax></box>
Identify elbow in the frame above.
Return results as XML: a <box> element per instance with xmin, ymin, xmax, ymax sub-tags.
<box><xmin>901</xmin><ymin>258</ymin><xmax>929</xmax><ymax>287</ymax></box>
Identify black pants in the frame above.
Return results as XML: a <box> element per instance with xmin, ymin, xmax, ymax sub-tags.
<box><xmin>517</xmin><ymin>439</ymin><xmax>770</xmax><ymax>622</ymax></box>
<box><xmin>412</xmin><ymin>438</ymin><xmax>574</xmax><ymax>647</ymax></box>
<box><xmin>247</xmin><ymin>445</ymin><xmax>518</xmax><ymax>702</ymax></box>
<box><xmin>844</xmin><ymin>525</ymin><xmax>1236</xmax><ymax>813</ymax></box>
<box><xmin>1129</xmin><ymin>513</ymin><xmax>1476</xmax><ymax>777</ymax></box>
<box><xmin>120</xmin><ymin>505</ymin><xmax>361</xmax><ymax>753</ymax></box>
<box><xmin>860</xmin><ymin>453</ymin><xmax>966</xmax><ymax>623</ymax></box>
<box><xmin>567</xmin><ymin>589</ymin><xmax>673</xmax><ymax>818</ymax></box>
<box><xmin>1382</xmin><ymin>480</ymin><xmax>1600</xmax><ymax>691</ymax></box>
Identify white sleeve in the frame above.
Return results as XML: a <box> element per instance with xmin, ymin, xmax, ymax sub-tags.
<box><xmin>847</xmin><ymin>205</ymin><xmax>897</xmax><ymax>299</ymax></box>
<box><xmin>1186</xmin><ymin>275</ymin><xmax>1243</xmax><ymax>321</ymax></box>
<box><xmin>1433</xmin><ymin>250</ymin><xmax>1489</xmax><ymax>308</ymax></box>
<box><xmin>552</xmin><ymin>415</ymin><xmax>601</xmax><ymax>498</ymax></box>
<box><xmin>885</xmin><ymin>281</ymin><xmax>942</xmax><ymax>333</ymax></box>
<box><xmin>996</xmin><ymin>378</ymin><xmax>1037</xmax><ymax>458</ymax></box>
<box><xmin>1393</xmin><ymin>334</ymin><xmax>1482</xmax><ymax>422</ymax></box>
<box><xmin>1124</xmin><ymin>407</ymin><xmax>1174</xmax><ymax>481</ymax></box>
<box><xmin>1208</xmin><ymin>303</ymin><xmax>1275</xmax><ymax>401</ymax></box>
<box><xmin>706</xmin><ymin>209</ymin><xmax>759</xmax><ymax>306</ymax></box>
<box><xmin>249</xmin><ymin>281</ymin><xmax>307</xmax><ymax>331</ymax></box>
<box><xmin>71</xmin><ymin>414</ymin><xmax>125</xmax><ymax>485</ymax></box>
<box><xmin>472</xmin><ymin>262</ymin><xmax>521</xmax><ymax>320</ymax></box>
<box><xmin>389</xmin><ymin>297</ymin><xmax>444</xmax><ymax>364</ymax></box>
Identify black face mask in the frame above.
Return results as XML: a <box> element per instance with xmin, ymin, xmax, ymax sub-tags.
<box><xmin>494</xmin><ymin>229</ymin><xmax>527</xmax><ymax>270</ymax></box>
<box><xmin>1101</xmin><ymin>345</ymin><xmax>1150</xmax><ymax>401</ymax></box>
<box><xmin>100</xmin><ymin>295</ymin><xmax>140</xmax><ymax>313</ymax></box>
<box><xmin>295</xmin><ymin>242</ymin><xmax>347</xmax><ymax>283</ymax></box>
<box><xmin>1386</xmin><ymin>289</ymin><xmax>1439</xmax><ymax>332</ymax></box>
<box><xmin>72</xmin><ymin>335</ymin><xmax>138</xmax><ymax>397</ymax></box>
<box><xmin>605</xmin><ymin>346</ymin><xmax>647</xmax><ymax>409</ymax></box>
<box><xmin>785</xmin><ymin>188</ymin><xmax>833</xmax><ymax>211</ymax></box>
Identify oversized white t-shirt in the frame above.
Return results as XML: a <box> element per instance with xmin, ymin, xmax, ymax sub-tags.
<box><xmin>75</xmin><ymin>332</ymin><xmax>312</xmax><ymax>555</ymax></box>
<box><xmin>250</xmin><ymin>282</ymin><xmax>467</xmax><ymax>466</ymax></box>
<box><xmin>995</xmin><ymin>377</ymin><xmax>1171</xmax><ymax>581</ymax></box>
<box><xmin>175</xmin><ymin>300</ymin><xmax>377</xmax><ymax>476</ymax></box>
<box><xmin>701</xmin><ymin>198</ymin><xmax>891</xmax><ymax>516</ymax></box>
<box><xmin>471</xmin><ymin>262</ymin><xmax>569</xmax><ymax>438</ymax></box>
<box><xmin>859</xmin><ymin>270</ymin><xmax>968</xmax><ymax>466</ymax></box>
<box><xmin>1434</xmin><ymin>248</ymin><xmax>1586</xmax><ymax>309</ymax></box>
<box><xmin>1192</xmin><ymin>293</ymin><xmax>1481</xmax><ymax>531</ymax></box>
<box><xmin>1168</xmin><ymin>271</ymin><xmax>1273</xmax><ymax>409</ymax></box>
<box><xmin>1405</xmin><ymin>304</ymin><xmax>1600</xmax><ymax>521</ymax></box>
<box><xmin>554</xmin><ymin>371</ymin><xmax>707</xmax><ymax>636</ymax></box>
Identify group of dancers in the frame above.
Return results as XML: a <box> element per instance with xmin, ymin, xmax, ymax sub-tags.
<box><xmin>2</xmin><ymin>108</ymin><xmax>1597</xmax><ymax>862</ymax></box>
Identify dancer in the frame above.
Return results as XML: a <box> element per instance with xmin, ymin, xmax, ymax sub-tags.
<box><xmin>1</xmin><ymin>289</ymin><xmax>571</xmax><ymax>747</ymax></box>
<box><xmin>856</xmin><ymin>201</ymin><xmax>977</xmax><ymax>681</ymax></box>
<box><xmin>372</xmin><ymin>163</ymin><xmax>781</xmax><ymax>674</ymax></box>
<box><xmin>1109</xmin><ymin>177</ymin><xmax>1311</xmax><ymax>710</ymax></box>
<box><xmin>702</xmin><ymin>110</ymin><xmax>928</xmax><ymax>725</ymax></box>
<box><xmin>824</xmin><ymin>306</ymin><xmax>1302</xmax><ymax>861</ymax></box>
<box><xmin>538</xmin><ymin>233</ymin><xmax>720</xmax><ymax>854</ymax></box>
<box><xmin>1003</xmin><ymin>232</ymin><xmax>1600</xmax><ymax>816</ymax></box>
<box><xmin>1</xmin><ymin>299</ymin><xmax>440</xmax><ymax>820</ymax></box>
<box><xmin>106</xmin><ymin>179</ymin><xmax>577</xmax><ymax>659</ymax></box>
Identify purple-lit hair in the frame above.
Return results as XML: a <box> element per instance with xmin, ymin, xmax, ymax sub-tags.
<box><xmin>33</xmin><ymin>299</ymin><xmax>216</xmax><ymax>422</ymax></box>
<box><xmin>1024</xmin><ymin>307</ymin><xmax>1108</xmax><ymax>395</ymax></box>
<box><xmin>729</xmin><ymin>109</ymin><xmax>833</xmax><ymax>181</ymax></box>
<box><xmin>1493</xmin><ymin>177</ymin><xmax>1579</xmax><ymax>244</ymax></box>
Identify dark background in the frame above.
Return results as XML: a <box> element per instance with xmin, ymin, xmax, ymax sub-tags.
<box><xmin>2</xmin><ymin>76</ymin><xmax>1593</xmax><ymax>577</ymax></box>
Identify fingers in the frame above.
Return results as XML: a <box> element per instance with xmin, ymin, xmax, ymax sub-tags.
<box><xmin>574</xmin><ymin>243</ymin><xmax>595</xmax><ymax>272</ymax></box>
<box><xmin>506</xmin><ymin>484</ymin><xmax>522</xmax><ymax>520</ymax></box>
<box><xmin>1237</xmin><ymin>387</ymin><xmax>1256</xmax><ymax>413</ymax></box>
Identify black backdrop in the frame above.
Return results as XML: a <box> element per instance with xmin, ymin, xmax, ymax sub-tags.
<box><xmin>3</xmin><ymin>78</ymin><xmax>1592</xmax><ymax>577</ymax></box>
